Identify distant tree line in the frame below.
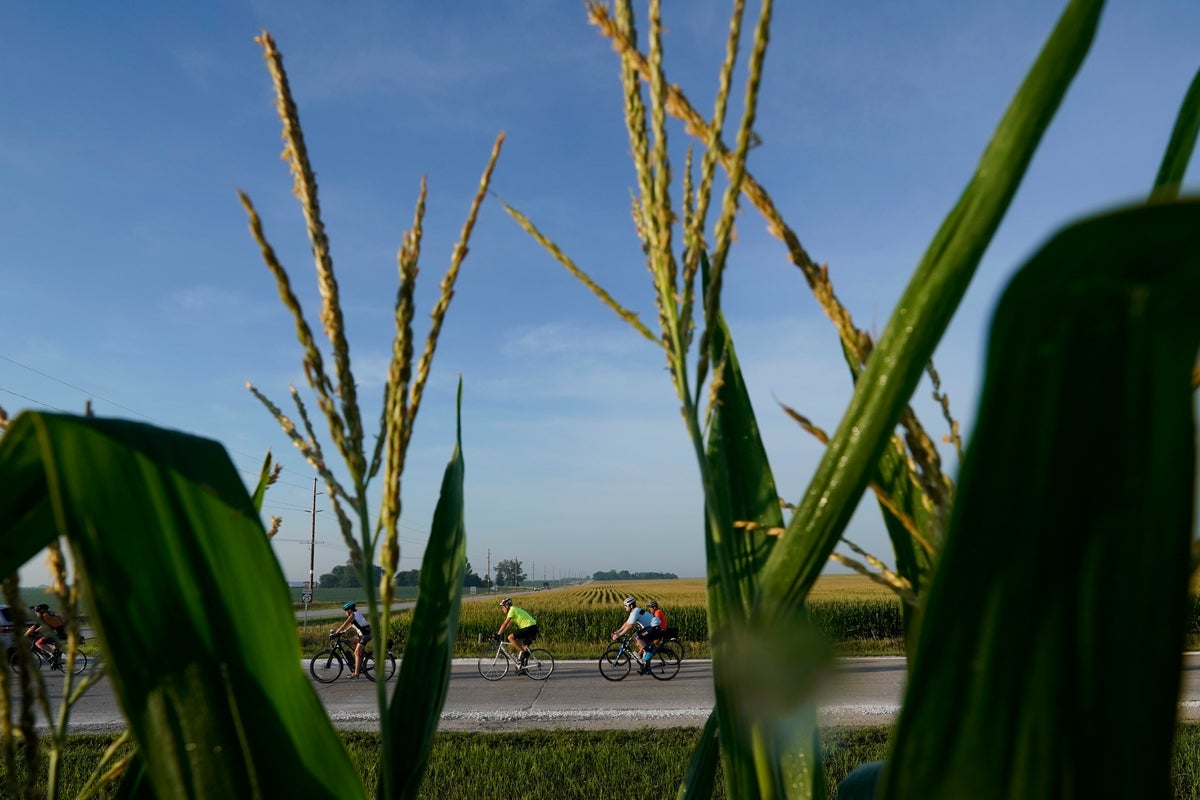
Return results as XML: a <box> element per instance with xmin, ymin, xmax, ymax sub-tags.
<box><xmin>318</xmin><ymin>558</ymin><xmax>490</xmax><ymax>589</ymax></box>
<box><xmin>591</xmin><ymin>570</ymin><xmax>678</xmax><ymax>581</ymax></box>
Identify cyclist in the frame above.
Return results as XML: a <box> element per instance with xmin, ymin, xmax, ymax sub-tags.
<box><xmin>331</xmin><ymin>601</ymin><xmax>371</xmax><ymax>679</ymax></box>
<box><xmin>496</xmin><ymin>597</ymin><xmax>539</xmax><ymax>674</ymax></box>
<box><xmin>29</xmin><ymin>604</ymin><xmax>67</xmax><ymax>666</ymax></box>
<box><xmin>611</xmin><ymin>597</ymin><xmax>662</xmax><ymax>672</ymax></box>
<box><xmin>648</xmin><ymin>600</ymin><xmax>667</xmax><ymax>629</ymax></box>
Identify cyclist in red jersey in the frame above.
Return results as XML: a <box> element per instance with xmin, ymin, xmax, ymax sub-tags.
<box><xmin>648</xmin><ymin>600</ymin><xmax>667</xmax><ymax>629</ymax></box>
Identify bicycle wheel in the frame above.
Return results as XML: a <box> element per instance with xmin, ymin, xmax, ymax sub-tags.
<box><xmin>310</xmin><ymin>648</ymin><xmax>344</xmax><ymax>683</ymax></box>
<box><xmin>666</xmin><ymin>637</ymin><xmax>685</xmax><ymax>661</ymax></box>
<box><xmin>363</xmin><ymin>651</ymin><xmax>397</xmax><ymax>682</ymax></box>
<box><xmin>658</xmin><ymin>640</ymin><xmax>684</xmax><ymax>665</ymax></box>
<box><xmin>599</xmin><ymin>643</ymin><xmax>632</xmax><ymax>681</ymax></box>
<box><xmin>645</xmin><ymin>646</ymin><xmax>680</xmax><ymax>681</ymax></box>
<box><xmin>477</xmin><ymin>648</ymin><xmax>509</xmax><ymax>681</ymax></box>
<box><xmin>523</xmin><ymin>649</ymin><xmax>555</xmax><ymax>680</ymax></box>
<box><xmin>57</xmin><ymin>651</ymin><xmax>88</xmax><ymax>675</ymax></box>
<box><xmin>9</xmin><ymin>648</ymin><xmax>45</xmax><ymax>674</ymax></box>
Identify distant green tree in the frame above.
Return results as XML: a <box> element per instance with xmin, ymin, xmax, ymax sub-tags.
<box><xmin>319</xmin><ymin>559</ymin><xmax>384</xmax><ymax>589</ymax></box>
<box><xmin>463</xmin><ymin>560</ymin><xmax>485</xmax><ymax>588</ymax></box>
<box><xmin>319</xmin><ymin>562</ymin><xmax>356</xmax><ymax>588</ymax></box>
<box><xmin>495</xmin><ymin>559</ymin><xmax>525</xmax><ymax>588</ymax></box>
<box><xmin>393</xmin><ymin>569</ymin><xmax>421</xmax><ymax>587</ymax></box>
<box><xmin>591</xmin><ymin>569</ymin><xmax>679</xmax><ymax>581</ymax></box>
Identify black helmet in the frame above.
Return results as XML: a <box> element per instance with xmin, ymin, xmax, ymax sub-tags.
<box><xmin>500</xmin><ymin>597</ymin><xmax>513</xmax><ymax>607</ymax></box>
<box><xmin>648</xmin><ymin>601</ymin><xmax>658</xmax><ymax>609</ymax></box>
<box><xmin>33</xmin><ymin>604</ymin><xmax>49</xmax><ymax>613</ymax></box>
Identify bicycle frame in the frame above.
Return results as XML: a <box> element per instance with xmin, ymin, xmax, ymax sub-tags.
<box><xmin>477</xmin><ymin>635</ymin><xmax>555</xmax><ymax>681</ymax></box>
<box><xmin>599</xmin><ymin>632</ymin><xmax>679</xmax><ymax>682</ymax></box>
<box><xmin>8</xmin><ymin>637</ymin><xmax>89</xmax><ymax>675</ymax></box>
<box><xmin>491</xmin><ymin>638</ymin><xmax>521</xmax><ymax>663</ymax></box>
<box><xmin>309</xmin><ymin>631</ymin><xmax>392</xmax><ymax>683</ymax></box>
<box><xmin>333</xmin><ymin>634</ymin><xmax>359</xmax><ymax>662</ymax></box>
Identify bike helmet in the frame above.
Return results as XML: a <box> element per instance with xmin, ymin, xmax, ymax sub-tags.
<box><xmin>623</xmin><ymin>597</ymin><xmax>636</xmax><ymax>607</ymax></box>
<box><xmin>648</xmin><ymin>601</ymin><xmax>658</xmax><ymax>609</ymax></box>
<box><xmin>342</xmin><ymin>601</ymin><xmax>357</xmax><ymax>610</ymax></box>
<box><xmin>33</xmin><ymin>604</ymin><xmax>49</xmax><ymax>613</ymax></box>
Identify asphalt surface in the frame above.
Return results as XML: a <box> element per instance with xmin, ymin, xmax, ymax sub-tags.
<box><xmin>24</xmin><ymin>653</ymin><xmax>1200</xmax><ymax>733</ymax></box>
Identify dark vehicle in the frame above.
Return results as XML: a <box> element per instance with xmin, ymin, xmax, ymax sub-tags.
<box><xmin>0</xmin><ymin>605</ymin><xmax>13</xmax><ymax>649</ymax></box>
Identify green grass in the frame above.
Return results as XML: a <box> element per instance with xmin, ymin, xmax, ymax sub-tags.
<box><xmin>17</xmin><ymin>724</ymin><xmax>1200</xmax><ymax>799</ymax></box>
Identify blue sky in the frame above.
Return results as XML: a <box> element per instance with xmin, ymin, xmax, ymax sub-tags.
<box><xmin>2</xmin><ymin>1</ymin><xmax>1197</xmax><ymax>588</ymax></box>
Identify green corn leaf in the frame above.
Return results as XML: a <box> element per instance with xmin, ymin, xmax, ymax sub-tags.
<box><xmin>0</xmin><ymin>418</ymin><xmax>61</xmax><ymax>568</ymax></box>
<box><xmin>757</xmin><ymin>0</ymin><xmax>1105</xmax><ymax>616</ymax></box>
<box><xmin>675</xmin><ymin>712</ymin><xmax>720</xmax><ymax>800</ymax></box>
<box><xmin>249</xmin><ymin>449</ymin><xmax>275</xmax><ymax>513</ymax></box>
<box><xmin>705</xmin><ymin>307</ymin><xmax>782</xmax><ymax>612</ymax></box>
<box><xmin>871</xmin><ymin>443</ymin><xmax>938</xmax><ymax>652</ymax></box>
<box><xmin>699</xmin><ymin>251</ymin><xmax>787</xmax><ymax>796</ymax></box>
<box><xmin>0</xmin><ymin>413</ymin><xmax>364</xmax><ymax>800</ymax></box>
<box><xmin>108</xmin><ymin>756</ymin><xmax>152</xmax><ymax>800</ymax></box>
<box><xmin>883</xmin><ymin>199</ymin><xmax>1200</xmax><ymax>799</ymax></box>
<box><xmin>830</xmin><ymin>334</ymin><xmax>939</xmax><ymax>647</ymax></box>
<box><xmin>1151</xmin><ymin>66</ymin><xmax>1200</xmax><ymax>200</ymax></box>
<box><xmin>699</xmin><ymin>269</ymin><xmax>826</xmax><ymax>799</ymax></box>
<box><xmin>384</xmin><ymin>379</ymin><xmax>467</xmax><ymax>800</ymax></box>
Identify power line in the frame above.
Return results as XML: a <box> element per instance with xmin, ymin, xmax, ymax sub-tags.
<box><xmin>1</xmin><ymin>353</ymin><xmax>325</xmax><ymax>489</ymax></box>
<box><xmin>5</xmin><ymin>356</ymin><xmax>473</xmax><ymax>574</ymax></box>
<box><xmin>1</xmin><ymin>354</ymin><xmax>165</xmax><ymax>424</ymax></box>
<box><xmin>3</xmin><ymin>354</ymin><xmax>449</xmax><ymax>554</ymax></box>
<box><xmin>0</xmin><ymin>386</ymin><xmax>73</xmax><ymax>414</ymax></box>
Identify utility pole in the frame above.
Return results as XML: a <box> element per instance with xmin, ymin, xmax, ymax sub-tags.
<box><xmin>486</xmin><ymin>548</ymin><xmax>491</xmax><ymax>594</ymax></box>
<box><xmin>309</xmin><ymin>478</ymin><xmax>318</xmax><ymax>596</ymax></box>
<box><xmin>304</xmin><ymin>478</ymin><xmax>322</xmax><ymax>627</ymax></box>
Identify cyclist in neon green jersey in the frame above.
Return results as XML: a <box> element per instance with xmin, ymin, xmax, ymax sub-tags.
<box><xmin>496</xmin><ymin>597</ymin><xmax>539</xmax><ymax>673</ymax></box>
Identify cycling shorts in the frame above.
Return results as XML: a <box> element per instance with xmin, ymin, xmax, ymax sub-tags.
<box><xmin>514</xmin><ymin>625</ymin><xmax>539</xmax><ymax>645</ymax></box>
<box><xmin>635</xmin><ymin>626</ymin><xmax>664</xmax><ymax>645</ymax></box>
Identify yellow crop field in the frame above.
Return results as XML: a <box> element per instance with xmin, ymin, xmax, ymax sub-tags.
<box><xmin>385</xmin><ymin>574</ymin><xmax>905</xmax><ymax>658</ymax></box>
<box><xmin>809</xmin><ymin>573</ymin><xmax>899</xmax><ymax>601</ymax></box>
<box><xmin>540</xmin><ymin>579</ymin><xmax>707</xmax><ymax>609</ymax></box>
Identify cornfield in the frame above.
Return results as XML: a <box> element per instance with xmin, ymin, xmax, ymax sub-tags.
<box><xmin>384</xmin><ymin>578</ymin><xmax>906</xmax><ymax>653</ymax></box>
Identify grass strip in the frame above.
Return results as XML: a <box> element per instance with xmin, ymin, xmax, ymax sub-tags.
<box><xmin>13</xmin><ymin>724</ymin><xmax>1200</xmax><ymax>799</ymax></box>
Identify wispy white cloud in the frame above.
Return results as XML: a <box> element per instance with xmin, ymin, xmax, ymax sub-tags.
<box><xmin>168</xmin><ymin>284</ymin><xmax>249</xmax><ymax>311</ymax></box>
<box><xmin>500</xmin><ymin>322</ymin><xmax>642</xmax><ymax>359</ymax></box>
<box><xmin>171</xmin><ymin>46</ymin><xmax>229</xmax><ymax>93</ymax></box>
<box><xmin>346</xmin><ymin>352</ymin><xmax>392</xmax><ymax>390</ymax></box>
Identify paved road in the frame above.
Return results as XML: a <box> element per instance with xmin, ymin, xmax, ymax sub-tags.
<box><xmin>26</xmin><ymin>654</ymin><xmax>1200</xmax><ymax>733</ymax></box>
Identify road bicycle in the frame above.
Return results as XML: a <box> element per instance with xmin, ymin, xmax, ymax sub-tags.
<box><xmin>659</xmin><ymin>627</ymin><xmax>685</xmax><ymax>661</ymax></box>
<box><xmin>376</xmin><ymin>636</ymin><xmax>398</xmax><ymax>680</ymax></box>
<box><xmin>599</xmin><ymin>633</ymin><xmax>679</xmax><ymax>682</ymax></box>
<box><xmin>310</xmin><ymin>631</ymin><xmax>395</xmax><ymax>683</ymax></box>
<box><xmin>8</xmin><ymin>638</ymin><xmax>89</xmax><ymax>676</ymax></box>
<box><xmin>477</xmin><ymin>634</ymin><xmax>554</xmax><ymax>681</ymax></box>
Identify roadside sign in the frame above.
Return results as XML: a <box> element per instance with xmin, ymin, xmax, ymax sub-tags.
<box><xmin>301</xmin><ymin>592</ymin><xmax>313</xmax><ymax>604</ymax></box>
